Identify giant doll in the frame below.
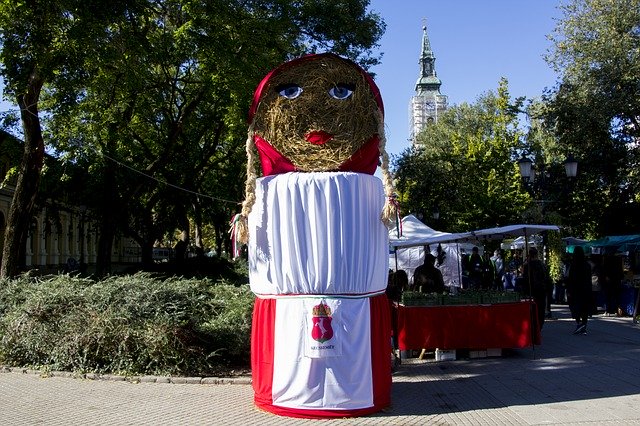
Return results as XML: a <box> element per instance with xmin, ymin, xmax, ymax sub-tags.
<box><xmin>232</xmin><ymin>53</ymin><xmax>395</xmax><ymax>418</ymax></box>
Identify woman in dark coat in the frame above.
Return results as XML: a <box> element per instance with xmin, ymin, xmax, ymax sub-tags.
<box><xmin>566</xmin><ymin>246</ymin><xmax>592</xmax><ymax>334</ymax></box>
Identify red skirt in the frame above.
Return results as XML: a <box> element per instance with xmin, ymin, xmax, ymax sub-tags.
<box><xmin>251</xmin><ymin>293</ymin><xmax>391</xmax><ymax>418</ymax></box>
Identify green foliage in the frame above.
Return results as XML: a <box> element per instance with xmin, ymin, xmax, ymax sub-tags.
<box><xmin>0</xmin><ymin>1</ymin><xmax>385</xmax><ymax>275</ymax></box>
<box><xmin>0</xmin><ymin>273</ymin><xmax>254</xmax><ymax>377</ymax></box>
<box><xmin>546</xmin><ymin>230</ymin><xmax>564</xmax><ymax>283</ymax></box>
<box><xmin>394</xmin><ymin>79</ymin><xmax>529</xmax><ymax>231</ymax></box>
<box><xmin>544</xmin><ymin>0</ymin><xmax>640</xmax><ymax>236</ymax></box>
<box><xmin>29</xmin><ymin>0</ymin><xmax>386</xmax><ymax>267</ymax></box>
<box><xmin>400</xmin><ymin>289</ymin><xmax>520</xmax><ymax>307</ymax></box>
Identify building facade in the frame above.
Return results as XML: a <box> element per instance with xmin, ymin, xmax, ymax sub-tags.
<box><xmin>0</xmin><ymin>131</ymin><xmax>140</xmax><ymax>274</ymax></box>
<box><xmin>409</xmin><ymin>25</ymin><xmax>448</xmax><ymax>144</ymax></box>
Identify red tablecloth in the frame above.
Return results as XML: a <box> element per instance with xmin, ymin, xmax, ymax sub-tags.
<box><xmin>394</xmin><ymin>301</ymin><xmax>541</xmax><ymax>351</ymax></box>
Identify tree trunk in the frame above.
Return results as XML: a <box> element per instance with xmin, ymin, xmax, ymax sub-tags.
<box><xmin>174</xmin><ymin>210</ymin><xmax>190</xmax><ymax>264</ymax></box>
<box><xmin>0</xmin><ymin>74</ymin><xmax>45</xmax><ymax>278</ymax></box>
<box><xmin>214</xmin><ymin>221</ymin><xmax>223</xmax><ymax>258</ymax></box>
<box><xmin>95</xmin><ymin>218</ymin><xmax>115</xmax><ymax>277</ymax></box>
<box><xmin>140</xmin><ymin>238</ymin><xmax>154</xmax><ymax>268</ymax></box>
<box><xmin>192</xmin><ymin>201</ymin><xmax>204</xmax><ymax>259</ymax></box>
<box><xmin>95</xmin><ymin>162</ymin><xmax>118</xmax><ymax>277</ymax></box>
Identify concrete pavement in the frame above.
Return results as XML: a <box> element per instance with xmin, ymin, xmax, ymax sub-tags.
<box><xmin>1</xmin><ymin>304</ymin><xmax>640</xmax><ymax>425</ymax></box>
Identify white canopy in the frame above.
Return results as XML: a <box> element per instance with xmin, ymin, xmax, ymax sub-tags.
<box><xmin>471</xmin><ymin>224</ymin><xmax>560</xmax><ymax>241</ymax></box>
<box><xmin>501</xmin><ymin>235</ymin><xmax>543</xmax><ymax>250</ymax></box>
<box><xmin>389</xmin><ymin>215</ymin><xmax>473</xmax><ymax>248</ymax></box>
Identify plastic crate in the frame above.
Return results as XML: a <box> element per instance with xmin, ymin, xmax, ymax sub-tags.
<box><xmin>435</xmin><ymin>349</ymin><xmax>456</xmax><ymax>361</ymax></box>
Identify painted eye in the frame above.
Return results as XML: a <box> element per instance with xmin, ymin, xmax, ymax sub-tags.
<box><xmin>328</xmin><ymin>84</ymin><xmax>354</xmax><ymax>100</ymax></box>
<box><xmin>276</xmin><ymin>84</ymin><xmax>303</xmax><ymax>99</ymax></box>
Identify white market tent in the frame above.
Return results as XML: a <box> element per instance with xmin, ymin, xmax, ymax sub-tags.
<box><xmin>389</xmin><ymin>214</ymin><xmax>473</xmax><ymax>248</ymax></box>
<box><xmin>388</xmin><ymin>219</ymin><xmax>561</xmax><ymax>288</ymax></box>
<box><xmin>501</xmin><ymin>235</ymin><xmax>543</xmax><ymax>250</ymax></box>
<box><xmin>388</xmin><ymin>215</ymin><xmax>475</xmax><ymax>287</ymax></box>
<box><xmin>472</xmin><ymin>224</ymin><xmax>561</xmax><ymax>296</ymax></box>
<box><xmin>471</xmin><ymin>224</ymin><xmax>560</xmax><ymax>241</ymax></box>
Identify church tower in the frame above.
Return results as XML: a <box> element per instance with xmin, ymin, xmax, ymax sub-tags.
<box><xmin>409</xmin><ymin>24</ymin><xmax>448</xmax><ymax>144</ymax></box>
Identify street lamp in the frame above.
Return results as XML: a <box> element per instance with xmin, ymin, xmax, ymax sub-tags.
<box><xmin>431</xmin><ymin>207</ymin><xmax>440</xmax><ymax>221</ymax></box>
<box><xmin>563</xmin><ymin>153</ymin><xmax>578</xmax><ymax>178</ymax></box>
<box><xmin>517</xmin><ymin>154</ymin><xmax>533</xmax><ymax>182</ymax></box>
<box><xmin>517</xmin><ymin>153</ymin><xmax>578</xmax><ymax>181</ymax></box>
<box><xmin>516</xmin><ymin>153</ymin><xmax>579</xmax><ymax>224</ymax></box>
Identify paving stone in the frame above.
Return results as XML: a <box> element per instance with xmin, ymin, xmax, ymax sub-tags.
<box><xmin>0</xmin><ymin>306</ymin><xmax>639</xmax><ymax>425</ymax></box>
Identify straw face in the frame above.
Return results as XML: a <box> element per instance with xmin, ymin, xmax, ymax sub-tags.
<box><xmin>252</xmin><ymin>55</ymin><xmax>380</xmax><ymax>172</ymax></box>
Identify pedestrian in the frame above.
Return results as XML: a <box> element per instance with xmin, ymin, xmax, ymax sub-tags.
<box><xmin>413</xmin><ymin>253</ymin><xmax>446</xmax><ymax>294</ymax></box>
<box><xmin>491</xmin><ymin>249</ymin><xmax>505</xmax><ymax>290</ymax></box>
<box><xmin>386</xmin><ymin>269</ymin><xmax>407</xmax><ymax>362</ymax></box>
<box><xmin>482</xmin><ymin>251</ymin><xmax>495</xmax><ymax>289</ymax></box>
<box><xmin>566</xmin><ymin>246</ymin><xmax>592</xmax><ymax>334</ymax></box>
<box><xmin>522</xmin><ymin>247</ymin><xmax>549</xmax><ymax>331</ymax></box>
<box><xmin>467</xmin><ymin>246</ymin><xmax>484</xmax><ymax>289</ymax></box>
<box><xmin>589</xmin><ymin>254</ymin><xmax>605</xmax><ymax>314</ymax></box>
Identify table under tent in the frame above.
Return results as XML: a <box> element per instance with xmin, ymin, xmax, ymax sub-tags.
<box><xmin>502</xmin><ymin>235</ymin><xmax>543</xmax><ymax>251</ymax></box>
<box><xmin>388</xmin><ymin>219</ymin><xmax>560</xmax><ymax>360</ymax></box>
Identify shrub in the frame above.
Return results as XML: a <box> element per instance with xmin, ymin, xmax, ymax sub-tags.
<box><xmin>0</xmin><ymin>273</ymin><xmax>254</xmax><ymax>377</ymax></box>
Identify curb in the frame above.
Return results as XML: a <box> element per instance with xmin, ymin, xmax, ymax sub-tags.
<box><xmin>0</xmin><ymin>365</ymin><xmax>251</xmax><ymax>385</ymax></box>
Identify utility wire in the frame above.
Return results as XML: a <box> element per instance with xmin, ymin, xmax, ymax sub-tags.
<box><xmin>1</xmin><ymin>105</ymin><xmax>242</xmax><ymax>206</ymax></box>
<box><xmin>98</xmin><ymin>150</ymin><xmax>241</xmax><ymax>206</ymax></box>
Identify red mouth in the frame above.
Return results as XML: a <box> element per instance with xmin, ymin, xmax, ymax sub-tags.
<box><xmin>305</xmin><ymin>131</ymin><xmax>334</xmax><ymax>145</ymax></box>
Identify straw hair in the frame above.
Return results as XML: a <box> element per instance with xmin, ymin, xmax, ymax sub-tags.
<box><xmin>236</xmin><ymin>123</ymin><xmax>257</xmax><ymax>244</ymax></box>
<box><xmin>253</xmin><ymin>56</ymin><xmax>379</xmax><ymax>171</ymax></box>
<box><xmin>377</xmin><ymin>109</ymin><xmax>397</xmax><ymax>225</ymax></box>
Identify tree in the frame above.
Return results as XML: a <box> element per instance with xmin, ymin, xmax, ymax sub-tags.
<box><xmin>4</xmin><ymin>0</ymin><xmax>385</xmax><ymax>275</ymax></box>
<box><xmin>544</xmin><ymin>0</ymin><xmax>640</xmax><ymax>237</ymax></box>
<box><xmin>0</xmin><ymin>0</ymin><xmax>136</xmax><ymax>277</ymax></box>
<box><xmin>394</xmin><ymin>79</ymin><xmax>529</xmax><ymax>232</ymax></box>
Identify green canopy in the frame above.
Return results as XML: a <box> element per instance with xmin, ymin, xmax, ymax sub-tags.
<box><xmin>567</xmin><ymin>234</ymin><xmax>640</xmax><ymax>255</ymax></box>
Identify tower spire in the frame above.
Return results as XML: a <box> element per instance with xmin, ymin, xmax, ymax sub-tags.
<box><xmin>416</xmin><ymin>23</ymin><xmax>440</xmax><ymax>94</ymax></box>
<box><xmin>409</xmin><ymin>22</ymin><xmax>448</xmax><ymax>144</ymax></box>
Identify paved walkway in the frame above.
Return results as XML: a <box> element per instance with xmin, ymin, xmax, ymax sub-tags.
<box><xmin>1</xmin><ymin>305</ymin><xmax>639</xmax><ymax>425</ymax></box>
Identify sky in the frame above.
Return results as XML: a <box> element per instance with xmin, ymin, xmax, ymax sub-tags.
<box><xmin>368</xmin><ymin>0</ymin><xmax>565</xmax><ymax>158</ymax></box>
<box><xmin>1</xmin><ymin>0</ymin><xmax>565</xmax><ymax>158</ymax></box>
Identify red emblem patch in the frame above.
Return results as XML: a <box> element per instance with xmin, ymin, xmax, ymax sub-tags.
<box><xmin>311</xmin><ymin>302</ymin><xmax>334</xmax><ymax>343</ymax></box>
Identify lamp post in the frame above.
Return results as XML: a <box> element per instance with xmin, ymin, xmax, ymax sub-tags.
<box><xmin>517</xmin><ymin>153</ymin><xmax>578</xmax><ymax>182</ymax></box>
<box><xmin>517</xmin><ymin>153</ymin><xmax>578</xmax><ymax>321</ymax></box>
<box><xmin>516</xmin><ymin>153</ymin><xmax>578</xmax><ymax>222</ymax></box>
<box><xmin>517</xmin><ymin>154</ymin><xmax>534</xmax><ymax>182</ymax></box>
<box><xmin>563</xmin><ymin>153</ymin><xmax>578</xmax><ymax>179</ymax></box>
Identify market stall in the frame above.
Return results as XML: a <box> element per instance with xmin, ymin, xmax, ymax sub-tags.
<box><xmin>389</xmin><ymin>223</ymin><xmax>558</xmax><ymax>358</ymax></box>
<box><xmin>568</xmin><ymin>234</ymin><xmax>640</xmax><ymax>318</ymax></box>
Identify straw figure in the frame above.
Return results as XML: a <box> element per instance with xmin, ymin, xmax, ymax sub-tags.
<box><xmin>234</xmin><ymin>53</ymin><xmax>395</xmax><ymax>242</ymax></box>
<box><xmin>235</xmin><ymin>53</ymin><xmax>394</xmax><ymax>418</ymax></box>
